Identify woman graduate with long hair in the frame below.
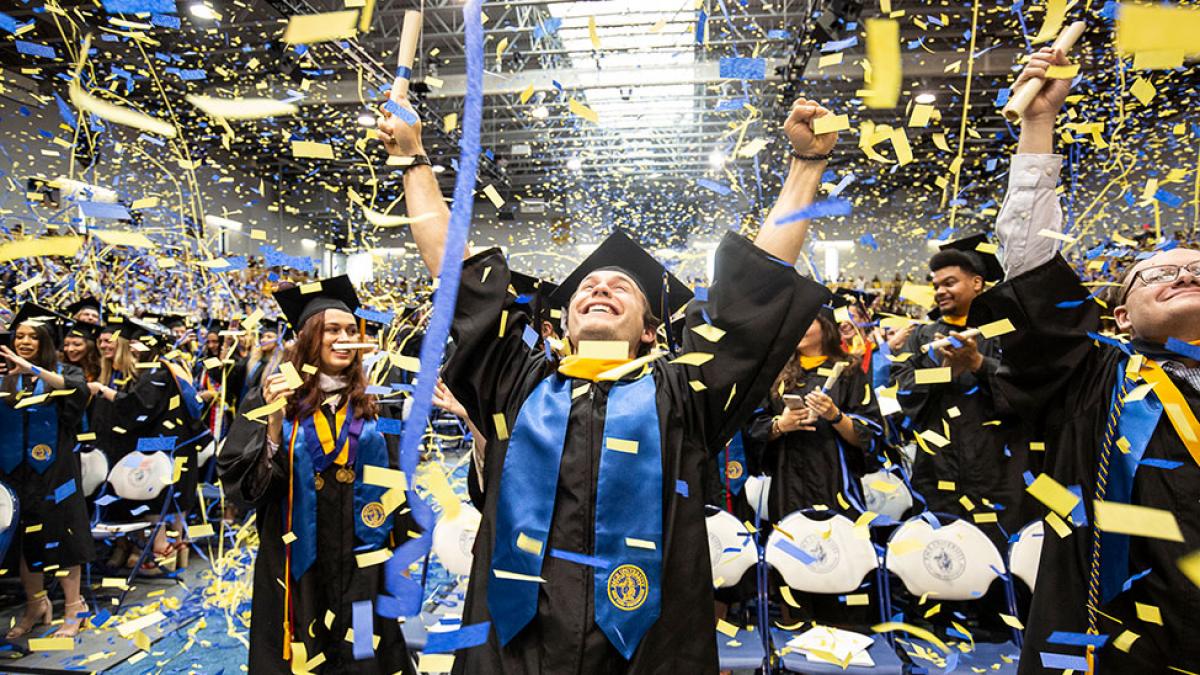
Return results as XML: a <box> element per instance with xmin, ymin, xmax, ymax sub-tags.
<box><xmin>0</xmin><ymin>305</ymin><xmax>95</xmax><ymax>639</ymax></box>
<box><xmin>219</xmin><ymin>276</ymin><xmax>421</xmax><ymax>674</ymax></box>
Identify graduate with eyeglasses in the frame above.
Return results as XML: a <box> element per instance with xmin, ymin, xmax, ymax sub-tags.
<box><xmin>977</xmin><ymin>46</ymin><xmax>1200</xmax><ymax>675</ymax></box>
<box><xmin>377</xmin><ymin>94</ymin><xmax>836</xmax><ymax>674</ymax></box>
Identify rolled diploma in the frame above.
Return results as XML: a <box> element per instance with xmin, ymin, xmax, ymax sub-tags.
<box><xmin>920</xmin><ymin>328</ymin><xmax>982</xmax><ymax>354</ymax></box>
<box><xmin>390</xmin><ymin>11</ymin><xmax>423</xmax><ymax>101</ymax></box>
<box><xmin>1002</xmin><ymin>20</ymin><xmax>1086</xmax><ymax>123</ymax></box>
<box><xmin>821</xmin><ymin>360</ymin><xmax>848</xmax><ymax>392</ymax></box>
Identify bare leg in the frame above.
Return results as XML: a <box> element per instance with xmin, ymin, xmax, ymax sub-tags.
<box><xmin>53</xmin><ymin>566</ymin><xmax>88</xmax><ymax>638</ymax></box>
<box><xmin>6</xmin><ymin>557</ymin><xmax>51</xmax><ymax>639</ymax></box>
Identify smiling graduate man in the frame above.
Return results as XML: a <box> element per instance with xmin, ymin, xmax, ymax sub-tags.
<box><xmin>376</xmin><ymin>96</ymin><xmax>836</xmax><ymax>674</ymax></box>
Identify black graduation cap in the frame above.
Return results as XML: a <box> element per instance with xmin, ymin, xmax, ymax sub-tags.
<box><xmin>937</xmin><ymin>233</ymin><xmax>1003</xmax><ymax>283</ymax></box>
<box><xmin>65</xmin><ymin>320</ymin><xmax>101</xmax><ymax>342</ymax></box>
<box><xmin>65</xmin><ymin>296</ymin><xmax>102</xmax><ymax>322</ymax></box>
<box><xmin>10</xmin><ymin>303</ymin><xmax>66</xmax><ymax>347</ymax></box>
<box><xmin>116</xmin><ymin>316</ymin><xmax>170</xmax><ymax>347</ymax></box>
<box><xmin>273</xmin><ymin>275</ymin><xmax>361</xmax><ymax>329</ymax></box>
<box><xmin>547</xmin><ymin>229</ymin><xmax>692</xmax><ymax>324</ymax></box>
<box><xmin>511</xmin><ymin>271</ymin><xmax>561</xmax><ymax>324</ymax></box>
<box><xmin>161</xmin><ymin>313</ymin><xmax>188</xmax><ymax>330</ymax></box>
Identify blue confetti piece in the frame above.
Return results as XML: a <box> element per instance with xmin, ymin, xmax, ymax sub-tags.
<box><xmin>714</xmin><ymin>98</ymin><xmax>748</xmax><ymax>112</ymax></box>
<box><xmin>696</xmin><ymin>178</ymin><xmax>732</xmax><ymax>196</ymax></box>
<box><xmin>719</xmin><ymin>57</ymin><xmax>766</xmax><ymax>80</ymax></box>
<box><xmin>675</xmin><ymin>479</ymin><xmax>689</xmax><ymax>497</ymax></box>
<box><xmin>78</xmin><ymin>201</ymin><xmax>131</xmax><ymax>220</ymax></box>
<box><xmin>1040</xmin><ymin>653</ymin><xmax>1089</xmax><ymax>670</ymax></box>
<box><xmin>178</xmin><ymin>68</ymin><xmax>207</xmax><ymax>81</ymax></box>
<box><xmin>521</xmin><ymin>324</ymin><xmax>539</xmax><ymax>348</ymax></box>
<box><xmin>376</xmin><ymin>418</ymin><xmax>404</xmax><ymax>435</ymax></box>
<box><xmin>693</xmin><ymin>286</ymin><xmax>708</xmax><ymax>302</ymax></box>
<box><xmin>1165</xmin><ymin>337</ymin><xmax>1200</xmax><ymax>361</ymax></box>
<box><xmin>776</xmin><ymin>198</ymin><xmax>852</xmax><ymax>224</ymax></box>
<box><xmin>151</xmin><ymin>13</ymin><xmax>180</xmax><ymax>28</ymax></box>
<box><xmin>352</xmin><ymin>600</ymin><xmax>374</xmax><ymax>660</ymax></box>
<box><xmin>550</xmin><ymin>548</ymin><xmax>610</xmax><ymax>569</ymax></box>
<box><xmin>425</xmin><ymin>621</ymin><xmax>491</xmax><ymax>654</ymax></box>
<box><xmin>1154</xmin><ymin>188</ymin><xmax>1184</xmax><ymax>208</ymax></box>
<box><xmin>1139</xmin><ymin>458</ymin><xmax>1184</xmax><ymax>470</ymax></box>
<box><xmin>130</xmin><ymin>504</ymin><xmax>151</xmax><ymax>516</ymax></box>
<box><xmin>0</xmin><ymin>11</ymin><xmax>18</xmax><ymax>34</ymax></box>
<box><xmin>774</xmin><ymin>538</ymin><xmax>816</xmax><ymax>564</ymax></box>
<box><xmin>54</xmin><ymin>93</ymin><xmax>76</xmax><ymax>129</ymax></box>
<box><xmin>53</xmin><ymin>480</ymin><xmax>77</xmax><ymax>504</ymax></box>
<box><xmin>94</xmin><ymin>494</ymin><xmax>119</xmax><ymax>507</ymax></box>
<box><xmin>532</xmin><ymin>16</ymin><xmax>562</xmax><ymax>41</ymax></box>
<box><xmin>859</xmin><ymin>233</ymin><xmax>879</xmax><ymax>250</ymax></box>
<box><xmin>15</xmin><ymin>41</ymin><xmax>57</xmax><ymax>59</ymax></box>
<box><xmin>1122</xmin><ymin>567</ymin><xmax>1152</xmax><ymax>592</ymax></box>
<box><xmin>766</xmin><ymin>29</ymin><xmax>790</xmax><ymax>39</ymax></box>
<box><xmin>355</xmin><ymin>307</ymin><xmax>395</xmax><ymax>325</ymax></box>
<box><xmin>695</xmin><ymin>10</ymin><xmax>707</xmax><ymax>43</ymax></box>
<box><xmin>102</xmin><ymin>0</ymin><xmax>177</xmax><ymax>12</ymax></box>
<box><xmin>821</xmin><ymin>36</ymin><xmax>857</xmax><ymax>52</ymax></box>
<box><xmin>136</xmin><ymin>436</ymin><xmax>177</xmax><ymax>452</ymax></box>
<box><xmin>1048</xmin><ymin>631</ymin><xmax>1108</xmax><ymax>647</ymax></box>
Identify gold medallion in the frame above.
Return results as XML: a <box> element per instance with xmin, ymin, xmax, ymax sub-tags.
<box><xmin>314</xmin><ymin>474</ymin><xmax>325</xmax><ymax>491</ymax></box>
<box><xmin>29</xmin><ymin>444</ymin><xmax>52</xmax><ymax>462</ymax></box>
<box><xmin>360</xmin><ymin>501</ymin><xmax>386</xmax><ymax>528</ymax></box>
<box><xmin>336</xmin><ymin>466</ymin><xmax>355</xmax><ymax>484</ymax></box>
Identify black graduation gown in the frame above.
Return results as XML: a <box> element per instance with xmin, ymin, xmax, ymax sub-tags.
<box><xmin>890</xmin><ymin>316</ymin><xmax>1032</xmax><ymax>543</ymax></box>
<box><xmin>974</xmin><ymin>255</ymin><xmax>1200</xmax><ymax>674</ymax></box>
<box><xmin>104</xmin><ymin>366</ymin><xmax>206</xmax><ymax>519</ymax></box>
<box><xmin>747</xmin><ymin>360</ymin><xmax>882</xmax><ymax>518</ymax></box>
<box><xmin>218</xmin><ymin>390</ymin><xmax>419</xmax><ymax>675</ymax></box>
<box><xmin>443</xmin><ymin>232</ymin><xmax>828</xmax><ymax>675</ymax></box>
<box><xmin>0</xmin><ymin>365</ymin><xmax>95</xmax><ymax>569</ymax></box>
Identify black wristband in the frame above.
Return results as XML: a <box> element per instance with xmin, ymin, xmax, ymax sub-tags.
<box><xmin>790</xmin><ymin>149</ymin><xmax>833</xmax><ymax>162</ymax></box>
<box><xmin>829</xmin><ymin>411</ymin><xmax>844</xmax><ymax>424</ymax></box>
<box><xmin>399</xmin><ymin>154</ymin><xmax>433</xmax><ymax>174</ymax></box>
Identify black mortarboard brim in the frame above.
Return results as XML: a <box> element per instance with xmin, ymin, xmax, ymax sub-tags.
<box><xmin>538</xmin><ymin>282</ymin><xmax>560</xmax><ymax>323</ymax></box>
<box><xmin>65</xmin><ymin>296</ymin><xmax>102</xmax><ymax>320</ymax></box>
<box><xmin>116</xmin><ymin>317</ymin><xmax>169</xmax><ymax>347</ymax></box>
<box><xmin>273</xmin><ymin>275</ymin><xmax>361</xmax><ymax>330</ymax></box>
<box><xmin>65</xmin><ymin>320</ymin><xmax>101</xmax><ymax>342</ymax></box>
<box><xmin>11</xmin><ymin>303</ymin><xmax>66</xmax><ymax>347</ymax></box>
<box><xmin>937</xmin><ymin>233</ymin><xmax>1003</xmax><ymax>283</ymax></box>
<box><xmin>511</xmin><ymin>272</ymin><xmax>561</xmax><ymax>324</ymax></box>
<box><xmin>547</xmin><ymin>229</ymin><xmax>692</xmax><ymax>324</ymax></box>
<box><xmin>161</xmin><ymin>313</ymin><xmax>188</xmax><ymax>329</ymax></box>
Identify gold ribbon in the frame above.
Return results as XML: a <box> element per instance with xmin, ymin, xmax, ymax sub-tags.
<box><xmin>1139</xmin><ymin>360</ymin><xmax>1200</xmax><ymax>469</ymax></box>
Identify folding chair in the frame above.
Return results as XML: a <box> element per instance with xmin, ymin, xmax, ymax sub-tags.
<box><xmin>1008</xmin><ymin>520</ymin><xmax>1043</xmax><ymax>594</ymax></box>
<box><xmin>431</xmin><ymin>502</ymin><xmax>481</xmax><ymax>577</ymax></box>
<box><xmin>766</xmin><ymin>511</ymin><xmax>905</xmax><ymax>674</ymax></box>
<box><xmin>885</xmin><ymin>515</ymin><xmax>1021</xmax><ymax>674</ymax></box>
<box><xmin>705</xmin><ymin>506</ymin><xmax>764</xmax><ymax>671</ymax></box>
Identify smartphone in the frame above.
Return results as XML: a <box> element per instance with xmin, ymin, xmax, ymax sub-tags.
<box><xmin>783</xmin><ymin>394</ymin><xmax>807</xmax><ymax>410</ymax></box>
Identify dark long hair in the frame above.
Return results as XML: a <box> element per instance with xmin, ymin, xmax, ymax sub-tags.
<box><xmin>2</xmin><ymin>322</ymin><xmax>59</xmax><ymax>398</ymax></box>
<box><xmin>770</xmin><ymin>313</ymin><xmax>855</xmax><ymax>406</ymax></box>
<box><xmin>63</xmin><ymin>335</ymin><xmax>101</xmax><ymax>382</ymax></box>
<box><xmin>283</xmin><ymin>310</ymin><xmax>378</xmax><ymax>421</ymax></box>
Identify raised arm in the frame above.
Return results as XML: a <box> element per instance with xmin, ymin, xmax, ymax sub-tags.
<box><xmin>754</xmin><ymin>98</ymin><xmax>839</xmax><ymax>264</ymax></box>
<box><xmin>375</xmin><ymin>97</ymin><xmax>455</xmax><ymax>276</ymax></box>
<box><xmin>996</xmin><ymin>47</ymin><xmax>1074</xmax><ymax>278</ymax></box>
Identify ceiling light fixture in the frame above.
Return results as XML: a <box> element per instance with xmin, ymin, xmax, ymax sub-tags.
<box><xmin>915</xmin><ymin>93</ymin><xmax>936</xmax><ymax>104</ymax></box>
<box><xmin>566</xmin><ymin>157</ymin><xmax>583</xmax><ymax>172</ymax></box>
<box><xmin>189</xmin><ymin>3</ymin><xmax>218</xmax><ymax>20</ymax></box>
<box><xmin>531</xmin><ymin>105</ymin><xmax>549</xmax><ymax>120</ymax></box>
<box><xmin>708</xmin><ymin>149</ymin><xmax>726</xmax><ymax>167</ymax></box>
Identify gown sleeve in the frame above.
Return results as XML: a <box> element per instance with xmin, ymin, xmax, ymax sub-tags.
<box><xmin>971</xmin><ymin>254</ymin><xmax>1105</xmax><ymax>423</ymax></box>
<box><xmin>440</xmin><ymin>249</ymin><xmax>552</xmax><ymax>461</ymax></box>
<box><xmin>837</xmin><ymin>364</ymin><xmax>884</xmax><ymax>450</ymax></box>
<box><xmin>217</xmin><ymin>386</ymin><xmax>281</xmax><ymax>506</ymax></box>
<box><xmin>671</xmin><ymin>232</ymin><xmax>831</xmax><ymax>451</ymax></box>
<box><xmin>111</xmin><ymin>368</ymin><xmax>173</xmax><ymax>432</ymax></box>
<box><xmin>54</xmin><ymin>364</ymin><xmax>90</xmax><ymax>429</ymax></box>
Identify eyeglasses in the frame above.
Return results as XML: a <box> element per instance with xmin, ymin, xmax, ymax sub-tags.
<box><xmin>1121</xmin><ymin>261</ymin><xmax>1200</xmax><ymax>302</ymax></box>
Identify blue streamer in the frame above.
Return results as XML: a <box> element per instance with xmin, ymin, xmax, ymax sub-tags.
<box><xmin>387</xmin><ymin>0</ymin><xmax>484</xmax><ymax>616</ymax></box>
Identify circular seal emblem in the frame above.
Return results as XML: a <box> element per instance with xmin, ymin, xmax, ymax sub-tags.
<box><xmin>725</xmin><ymin>461</ymin><xmax>744</xmax><ymax>480</ymax></box>
<box><xmin>360</xmin><ymin>501</ymin><xmax>386</xmax><ymax>529</ymax></box>
<box><xmin>797</xmin><ymin>533</ymin><xmax>841</xmax><ymax>574</ymax></box>
<box><xmin>922</xmin><ymin>540</ymin><xmax>967</xmax><ymax>581</ymax></box>
<box><xmin>606</xmin><ymin>564</ymin><xmax>649</xmax><ymax>612</ymax></box>
<box><xmin>29</xmin><ymin>444</ymin><xmax>52</xmax><ymax>462</ymax></box>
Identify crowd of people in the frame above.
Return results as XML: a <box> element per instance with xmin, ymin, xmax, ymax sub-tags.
<box><xmin>1</xmin><ymin>43</ymin><xmax>1197</xmax><ymax>675</ymax></box>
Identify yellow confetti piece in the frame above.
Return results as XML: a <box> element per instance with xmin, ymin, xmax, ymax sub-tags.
<box><xmin>187</xmin><ymin>523</ymin><xmax>215</xmax><ymax>538</ymax></box>
<box><xmin>914</xmin><ymin>367</ymin><xmax>952</xmax><ymax>385</ymax></box>
<box><xmin>1129</xmin><ymin>76</ymin><xmax>1156</xmax><ymax>105</ymax></box>
<box><xmin>187</xmin><ymin>95</ymin><xmax>298</xmax><ymax>120</ymax></box>
<box><xmin>863</xmin><ymin>19</ymin><xmax>900</xmax><ymax>108</ymax></box>
<box><xmin>363</xmin><ymin>465</ymin><xmax>407</xmax><ymax>491</ymax></box>
<box><xmin>1044</xmin><ymin>63</ymin><xmax>1080</xmax><ymax>79</ymax></box>
<box><xmin>812</xmin><ymin>113</ymin><xmax>850</xmax><ymax>135</ymax></box>
<box><xmin>29</xmin><ymin>636</ymin><xmax>75</xmax><ymax>651</ymax></box>
<box><xmin>999</xmin><ymin>613</ymin><xmax>1025</xmax><ymax>630</ymax></box>
<box><xmin>872</xmin><ymin>622</ymin><xmax>949</xmax><ymax>654</ymax></box>
<box><xmin>1095</xmin><ymin>501</ymin><xmax>1184</xmax><ymax>542</ymax></box>
<box><xmin>519</xmin><ymin>84</ymin><xmax>535</xmax><ymax>104</ymax></box>
<box><xmin>716</xmin><ymin>619</ymin><xmax>739</xmax><ymax>637</ymax></box>
<box><xmin>482</xmin><ymin>184</ymin><xmax>505</xmax><ymax>208</ymax></box>
<box><xmin>845</xmin><ymin>593</ymin><xmax>870</xmax><ymax>606</ymax></box>
<box><xmin>493</xmin><ymin>413</ymin><xmax>509</xmax><ymax>441</ymax></box>
<box><xmin>780</xmin><ymin>585</ymin><xmax>803</xmax><ymax>607</ymax></box>
<box><xmin>1135</xmin><ymin>602</ymin><xmax>1163</xmax><ymax>625</ymax></box>
<box><xmin>1031</xmin><ymin>0</ymin><xmax>1068</xmax><ymax>44</ymax></box>
<box><xmin>118</xmin><ymin>610</ymin><xmax>165</xmax><ymax>638</ymax></box>
<box><xmin>279</xmin><ymin>362</ymin><xmax>304</xmax><ymax>390</ymax></box>
<box><xmin>243</xmin><ymin>398</ymin><xmax>286</xmax><ymax>422</ymax></box>
<box><xmin>355</xmin><ymin>548</ymin><xmax>393</xmax><ymax>567</ymax></box>
<box><xmin>1113</xmin><ymin>629</ymin><xmax>1140</xmax><ymax>652</ymax></box>
<box><xmin>588</xmin><ymin>16</ymin><xmax>600</xmax><ymax>49</ymax></box>
<box><xmin>671</xmin><ymin>352</ymin><xmax>714</xmax><ymax>367</ymax></box>
<box><xmin>493</xmin><ymin>569</ymin><xmax>547</xmax><ymax>583</ymax></box>
<box><xmin>417</xmin><ymin>653</ymin><xmax>456</xmax><ymax>673</ymax></box>
<box><xmin>979</xmin><ymin>318</ymin><xmax>1016</xmax><ymax>339</ymax></box>
<box><xmin>577</xmin><ymin>340</ymin><xmax>628</xmax><ymax>360</ymax></box>
<box><xmin>1116</xmin><ymin>3</ymin><xmax>1200</xmax><ymax>60</ymax></box>
<box><xmin>68</xmin><ymin>48</ymin><xmax>176</xmax><ymax>138</ymax></box>
<box><xmin>606</xmin><ymin>438</ymin><xmax>639</xmax><ymax>454</ymax></box>
<box><xmin>516</xmin><ymin>532</ymin><xmax>544</xmax><ymax>556</ymax></box>
<box><xmin>568</xmin><ymin>98</ymin><xmax>599</xmax><ymax>124</ymax></box>
<box><xmin>282</xmin><ymin>9</ymin><xmax>360</xmax><ymax>44</ymax></box>
<box><xmin>291</xmin><ymin>141</ymin><xmax>335</xmax><ymax>159</ymax></box>
<box><xmin>818</xmin><ymin>52</ymin><xmax>843</xmax><ymax>68</ymax></box>
<box><xmin>1026</xmin><ymin>473</ymin><xmax>1080</xmax><ymax>517</ymax></box>
<box><xmin>625</xmin><ymin>537</ymin><xmax>656</xmax><ymax>550</ymax></box>
<box><xmin>1045</xmin><ymin>512</ymin><xmax>1072</xmax><ymax>538</ymax></box>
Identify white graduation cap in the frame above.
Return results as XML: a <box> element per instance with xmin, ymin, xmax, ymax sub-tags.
<box><xmin>80</xmin><ymin>448</ymin><xmax>109</xmax><ymax>497</ymax></box>
<box><xmin>432</xmin><ymin>502</ymin><xmax>481</xmax><ymax>576</ymax></box>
